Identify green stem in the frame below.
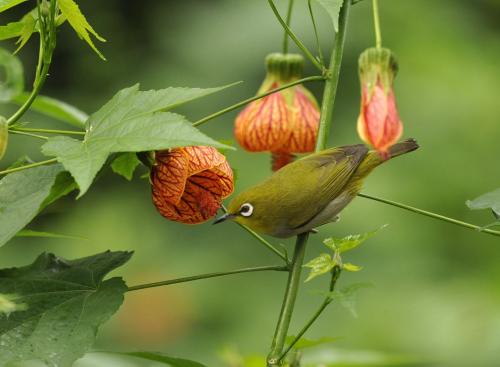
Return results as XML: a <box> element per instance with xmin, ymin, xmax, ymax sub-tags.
<box><xmin>0</xmin><ymin>158</ymin><xmax>58</xmax><ymax>176</ymax></box>
<box><xmin>236</xmin><ymin>222</ymin><xmax>288</xmax><ymax>263</ymax></box>
<box><xmin>267</xmin><ymin>232</ymin><xmax>309</xmax><ymax>367</ymax></box>
<box><xmin>7</xmin><ymin>1</ymin><xmax>55</xmax><ymax>126</ymax></box>
<box><xmin>282</xmin><ymin>0</ymin><xmax>295</xmax><ymax>54</ymax></box>
<box><xmin>358</xmin><ymin>193</ymin><xmax>500</xmax><ymax>238</ymax></box>
<box><xmin>9</xmin><ymin>130</ymin><xmax>48</xmax><ymax>140</ymax></box>
<box><xmin>193</xmin><ymin>76</ymin><xmax>324</xmax><ymax>127</ymax></box>
<box><xmin>10</xmin><ymin>127</ymin><xmax>85</xmax><ymax>135</ymax></box>
<box><xmin>308</xmin><ymin>0</ymin><xmax>325</xmax><ymax>66</ymax></box>
<box><xmin>267</xmin><ymin>0</ymin><xmax>324</xmax><ymax>71</ymax></box>
<box><xmin>315</xmin><ymin>1</ymin><xmax>351</xmax><ymax>151</ymax></box>
<box><xmin>372</xmin><ymin>0</ymin><xmax>382</xmax><ymax>48</ymax></box>
<box><xmin>222</xmin><ymin>204</ymin><xmax>288</xmax><ymax>263</ymax></box>
<box><xmin>126</xmin><ymin>265</ymin><xmax>288</xmax><ymax>292</ymax></box>
<box><xmin>280</xmin><ymin>266</ymin><xmax>342</xmax><ymax>361</ymax></box>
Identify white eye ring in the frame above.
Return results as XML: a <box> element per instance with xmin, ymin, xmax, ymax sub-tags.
<box><xmin>239</xmin><ymin>203</ymin><xmax>254</xmax><ymax>217</ymax></box>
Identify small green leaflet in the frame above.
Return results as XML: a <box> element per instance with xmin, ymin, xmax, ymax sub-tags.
<box><xmin>58</xmin><ymin>0</ymin><xmax>106</xmax><ymax>60</ymax></box>
<box><xmin>314</xmin><ymin>0</ymin><xmax>344</xmax><ymax>32</ymax></box>
<box><xmin>0</xmin><ymin>0</ymin><xmax>28</xmax><ymax>13</ymax></box>
<box><xmin>42</xmin><ymin>83</ymin><xmax>237</xmax><ymax>197</ymax></box>
<box><xmin>466</xmin><ymin>188</ymin><xmax>500</xmax><ymax>228</ymax></box>
<box><xmin>0</xmin><ymin>250</ymin><xmax>132</xmax><ymax>367</ymax></box>
<box><xmin>0</xmin><ymin>47</ymin><xmax>24</xmax><ymax>102</ymax></box>
<box><xmin>13</xmin><ymin>10</ymin><xmax>36</xmax><ymax>52</ymax></box>
<box><xmin>0</xmin><ymin>164</ymin><xmax>64</xmax><ymax>247</ymax></box>
<box><xmin>116</xmin><ymin>351</ymin><xmax>209</xmax><ymax>367</ymax></box>
<box><xmin>13</xmin><ymin>93</ymin><xmax>88</xmax><ymax>127</ymax></box>
<box><xmin>111</xmin><ymin>152</ymin><xmax>141</xmax><ymax>181</ymax></box>
<box><xmin>304</xmin><ymin>253</ymin><xmax>336</xmax><ymax>282</ymax></box>
<box><xmin>323</xmin><ymin>225</ymin><xmax>387</xmax><ymax>253</ymax></box>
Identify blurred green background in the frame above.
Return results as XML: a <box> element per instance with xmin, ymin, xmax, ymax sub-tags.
<box><xmin>1</xmin><ymin>0</ymin><xmax>500</xmax><ymax>366</ymax></box>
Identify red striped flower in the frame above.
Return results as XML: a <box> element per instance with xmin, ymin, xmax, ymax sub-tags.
<box><xmin>151</xmin><ymin>146</ymin><xmax>234</xmax><ymax>224</ymax></box>
<box><xmin>357</xmin><ymin>48</ymin><xmax>402</xmax><ymax>159</ymax></box>
<box><xmin>235</xmin><ymin>53</ymin><xmax>320</xmax><ymax>171</ymax></box>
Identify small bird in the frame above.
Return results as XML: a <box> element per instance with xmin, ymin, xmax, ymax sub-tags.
<box><xmin>214</xmin><ymin>139</ymin><xmax>418</xmax><ymax>238</ymax></box>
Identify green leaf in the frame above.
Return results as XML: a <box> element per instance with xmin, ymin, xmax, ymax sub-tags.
<box><xmin>117</xmin><ymin>351</ymin><xmax>208</xmax><ymax>367</ymax></box>
<box><xmin>0</xmin><ymin>250</ymin><xmax>132</xmax><ymax>367</ymax></box>
<box><xmin>12</xmin><ymin>93</ymin><xmax>88</xmax><ymax>127</ymax></box>
<box><xmin>303</xmin><ymin>253</ymin><xmax>336</xmax><ymax>282</ymax></box>
<box><xmin>111</xmin><ymin>152</ymin><xmax>141</xmax><ymax>181</ymax></box>
<box><xmin>313</xmin><ymin>0</ymin><xmax>344</xmax><ymax>32</ymax></box>
<box><xmin>13</xmin><ymin>10</ymin><xmax>36</xmax><ymax>52</ymax></box>
<box><xmin>0</xmin><ymin>47</ymin><xmax>24</xmax><ymax>102</ymax></box>
<box><xmin>15</xmin><ymin>229</ymin><xmax>85</xmax><ymax>240</ymax></box>
<box><xmin>343</xmin><ymin>262</ymin><xmax>362</xmax><ymax>272</ymax></box>
<box><xmin>0</xmin><ymin>164</ymin><xmax>64</xmax><ymax>247</ymax></box>
<box><xmin>41</xmin><ymin>170</ymin><xmax>78</xmax><ymax>208</ymax></box>
<box><xmin>58</xmin><ymin>0</ymin><xmax>106</xmax><ymax>60</ymax></box>
<box><xmin>466</xmin><ymin>188</ymin><xmax>500</xmax><ymax>219</ymax></box>
<box><xmin>324</xmin><ymin>225</ymin><xmax>386</xmax><ymax>253</ymax></box>
<box><xmin>42</xmin><ymin>83</ymin><xmax>236</xmax><ymax>197</ymax></box>
<box><xmin>285</xmin><ymin>336</ymin><xmax>338</xmax><ymax>350</ymax></box>
<box><xmin>0</xmin><ymin>0</ymin><xmax>28</xmax><ymax>13</ymax></box>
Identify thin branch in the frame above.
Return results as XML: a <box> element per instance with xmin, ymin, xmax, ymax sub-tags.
<box><xmin>221</xmin><ymin>205</ymin><xmax>288</xmax><ymax>263</ymax></box>
<box><xmin>282</xmin><ymin>0</ymin><xmax>295</xmax><ymax>54</ymax></box>
<box><xmin>308</xmin><ymin>0</ymin><xmax>325</xmax><ymax>66</ymax></box>
<box><xmin>9</xmin><ymin>130</ymin><xmax>48</xmax><ymax>140</ymax></box>
<box><xmin>193</xmin><ymin>75</ymin><xmax>324</xmax><ymax>127</ymax></box>
<box><xmin>267</xmin><ymin>233</ymin><xmax>309</xmax><ymax>366</ymax></box>
<box><xmin>315</xmin><ymin>1</ymin><xmax>351</xmax><ymax>151</ymax></box>
<box><xmin>0</xmin><ymin>158</ymin><xmax>58</xmax><ymax>176</ymax></box>
<box><xmin>10</xmin><ymin>127</ymin><xmax>85</xmax><ymax>136</ymax></box>
<box><xmin>267</xmin><ymin>0</ymin><xmax>324</xmax><ymax>71</ymax></box>
<box><xmin>372</xmin><ymin>0</ymin><xmax>382</xmax><ymax>48</ymax></box>
<box><xmin>7</xmin><ymin>1</ymin><xmax>56</xmax><ymax>126</ymax></box>
<box><xmin>358</xmin><ymin>193</ymin><xmax>500</xmax><ymax>238</ymax></box>
<box><xmin>280</xmin><ymin>266</ymin><xmax>342</xmax><ymax>361</ymax></box>
<box><xmin>126</xmin><ymin>265</ymin><xmax>288</xmax><ymax>292</ymax></box>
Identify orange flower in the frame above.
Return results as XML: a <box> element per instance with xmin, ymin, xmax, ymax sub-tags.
<box><xmin>235</xmin><ymin>53</ymin><xmax>320</xmax><ymax>171</ymax></box>
<box><xmin>357</xmin><ymin>48</ymin><xmax>402</xmax><ymax>158</ymax></box>
<box><xmin>151</xmin><ymin>146</ymin><xmax>233</xmax><ymax>224</ymax></box>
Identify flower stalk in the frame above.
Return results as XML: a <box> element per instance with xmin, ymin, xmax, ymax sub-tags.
<box><xmin>267</xmin><ymin>2</ymin><xmax>351</xmax><ymax>366</ymax></box>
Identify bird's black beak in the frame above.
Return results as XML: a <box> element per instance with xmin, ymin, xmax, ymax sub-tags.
<box><xmin>213</xmin><ymin>213</ymin><xmax>235</xmax><ymax>225</ymax></box>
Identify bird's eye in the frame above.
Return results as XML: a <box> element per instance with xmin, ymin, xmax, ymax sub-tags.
<box><xmin>239</xmin><ymin>203</ymin><xmax>254</xmax><ymax>217</ymax></box>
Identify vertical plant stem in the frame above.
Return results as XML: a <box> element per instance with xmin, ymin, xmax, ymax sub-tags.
<box><xmin>279</xmin><ymin>266</ymin><xmax>342</xmax><ymax>361</ymax></box>
<box><xmin>267</xmin><ymin>232</ymin><xmax>309</xmax><ymax>366</ymax></box>
<box><xmin>268</xmin><ymin>0</ymin><xmax>324</xmax><ymax>71</ymax></box>
<box><xmin>283</xmin><ymin>0</ymin><xmax>295</xmax><ymax>54</ymax></box>
<box><xmin>308</xmin><ymin>0</ymin><xmax>325</xmax><ymax>65</ymax></box>
<box><xmin>372</xmin><ymin>0</ymin><xmax>382</xmax><ymax>48</ymax></box>
<box><xmin>267</xmin><ymin>2</ymin><xmax>350</xmax><ymax>365</ymax></box>
<box><xmin>314</xmin><ymin>1</ymin><xmax>351</xmax><ymax>151</ymax></box>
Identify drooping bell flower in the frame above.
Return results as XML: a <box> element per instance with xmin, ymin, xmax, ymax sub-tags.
<box><xmin>357</xmin><ymin>48</ymin><xmax>402</xmax><ymax>159</ymax></box>
<box><xmin>151</xmin><ymin>146</ymin><xmax>234</xmax><ymax>224</ymax></box>
<box><xmin>234</xmin><ymin>53</ymin><xmax>320</xmax><ymax>171</ymax></box>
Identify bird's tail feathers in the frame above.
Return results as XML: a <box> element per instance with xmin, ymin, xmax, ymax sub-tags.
<box><xmin>387</xmin><ymin>138</ymin><xmax>419</xmax><ymax>159</ymax></box>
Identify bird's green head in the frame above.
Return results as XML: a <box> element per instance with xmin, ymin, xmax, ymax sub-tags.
<box><xmin>213</xmin><ymin>187</ymin><xmax>271</xmax><ymax>233</ymax></box>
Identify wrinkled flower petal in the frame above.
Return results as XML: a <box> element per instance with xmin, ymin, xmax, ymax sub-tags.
<box><xmin>151</xmin><ymin>146</ymin><xmax>234</xmax><ymax>224</ymax></box>
<box><xmin>235</xmin><ymin>86</ymin><xmax>291</xmax><ymax>152</ymax></box>
<box><xmin>357</xmin><ymin>82</ymin><xmax>402</xmax><ymax>156</ymax></box>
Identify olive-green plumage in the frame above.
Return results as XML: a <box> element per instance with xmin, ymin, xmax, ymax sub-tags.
<box><xmin>216</xmin><ymin>139</ymin><xmax>418</xmax><ymax>238</ymax></box>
